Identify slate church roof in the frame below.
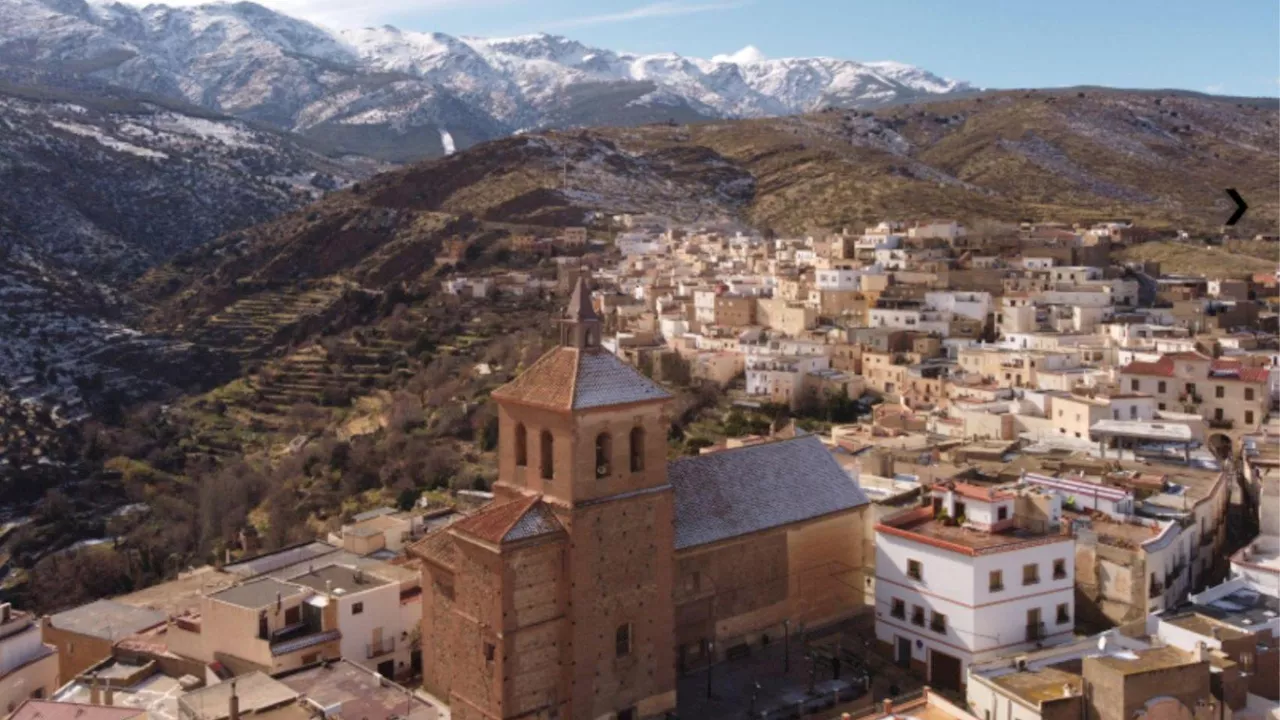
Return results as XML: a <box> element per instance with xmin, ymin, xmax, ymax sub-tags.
<box><xmin>491</xmin><ymin>346</ymin><xmax>670</xmax><ymax>411</ymax></box>
<box><xmin>668</xmin><ymin>434</ymin><xmax>870</xmax><ymax>550</ymax></box>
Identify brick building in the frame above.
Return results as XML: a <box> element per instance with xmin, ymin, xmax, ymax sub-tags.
<box><xmin>411</xmin><ymin>277</ymin><xmax>870</xmax><ymax>719</ymax></box>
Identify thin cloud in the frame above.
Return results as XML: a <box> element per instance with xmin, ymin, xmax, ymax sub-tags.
<box><xmin>539</xmin><ymin>0</ymin><xmax>747</xmax><ymax>31</ymax></box>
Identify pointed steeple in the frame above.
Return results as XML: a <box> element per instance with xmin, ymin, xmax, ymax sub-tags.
<box><xmin>561</xmin><ymin>271</ymin><xmax>601</xmax><ymax>348</ymax></box>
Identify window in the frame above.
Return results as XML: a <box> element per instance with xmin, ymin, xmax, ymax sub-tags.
<box><xmin>1129</xmin><ymin>405</ymin><xmax>1138</xmax><ymax>419</ymax></box>
<box><xmin>1186</xmin><ymin>383</ymin><xmax>1196</xmax><ymax>396</ymax></box>
<box><xmin>595</xmin><ymin>433</ymin><xmax>612</xmax><ymax>479</ymax></box>
<box><xmin>1216</xmin><ymin>385</ymin><xmax>1225</xmax><ymax>399</ymax></box>
<box><xmin>911</xmin><ymin>606</ymin><xmax>925</xmax><ymax>627</ymax></box>
<box><xmin>1053</xmin><ymin>559</ymin><xmax>1068</xmax><ymax>580</ymax></box>
<box><xmin>907</xmin><ymin>559</ymin><xmax>922</xmax><ymax>581</ymax></box>
<box><xmin>629</xmin><ymin>427</ymin><xmax>645</xmax><ymax>472</ymax></box>
<box><xmin>514</xmin><ymin>424</ymin><xmax>527</xmax><ymax>467</ymax></box>
<box><xmin>1246</xmin><ymin>411</ymin><xmax>1255</xmax><ymax>425</ymax></box>
<box><xmin>615</xmin><ymin>624</ymin><xmax>632</xmax><ymax>657</ymax></box>
<box><xmin>1056</xmin><ymin>603</ymin><xmax>1071</xmax><ymax>625</ymax></box>
<box><xmin>989</xmin><ymin>570</ymin><xmax>1004</xmax><ymax>592</ymax></box>
<box><xmin>930</xmin><ymin>611</ymin><xmax>947</xmax><ymax>634</ymax></box>
<box><xmin>484</xmin><ymin>642</ymin><xmax>495</xmax><ymax>662</ymax></box>
<box><xmin>1023</xmin><ymin>563</ymin><xmax>1040</xmax><ymax>586</ymax></box>
<box><xmin>1245</xmin><ymin>388</ymin><xmax>1256</xmax><ymax>401</ymax></box>
<box><xmin>352</xmin><ymin>602</ymin><xmax>364</xmax><ymax>615</ymax></box>
<box><xmin>1215</xmin><ymin>408</ymin><xmax>1224</xmax><ymax>421</ymax></box>
<box><xmin>997</xmin><ymin>506</ymin><xmax>1009</xmax><ymax>521</ymax></box>
<box><xmin>1158</xmin><ymin>381</ymin><xmax>1167</xmax><ymax>393</ymax></box>
<box><xmin>891</xmin><ymin>598</ymin><xmax>906</xmax><ymax>619</ymax></box>
<box><xmin>1159</xmin><ymin>403</ymin><xmax>1166</xmax><ymax>411</ymax></box>
<box><xmin>284</xmin><ymin>606</ymin><xmax>301</xmax><ymax>626</ymax></box>
<box><xmin>540</xmin><ymin>430</ymin><xmax>554</xmax><ymax>480</ymax></box>
<box><xmin>1130</xmin><ymin>379</ymin><xmax>1139</xmax><ymax>392</ymax></box>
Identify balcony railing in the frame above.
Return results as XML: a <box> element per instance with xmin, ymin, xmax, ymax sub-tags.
<box><xmin>1208</xmin><ymin>418</ymin><xmax>1234</xmax><ymax>430</ymax></box>
<box><xmin>1026</xmin><ymin>622</ymin><xmax>1046</xmax><ymax>642</ymax></box>
<box><xmin>367</xmin><ymin>637</ymin><xmax>395</xmax><ymax>658</ymax></box>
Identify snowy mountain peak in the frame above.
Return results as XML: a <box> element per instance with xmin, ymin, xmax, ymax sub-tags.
<box><xmin>1</xmin><ymin>0</ymin><xmax>973</xmax><ymax>161</ymax></box>
<box><xmin>713</xmin><ymin>45</ymin><xmax>768</xmax><ymax>65</ymax></box>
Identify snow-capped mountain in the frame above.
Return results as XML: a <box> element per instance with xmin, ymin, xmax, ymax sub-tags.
<box><xmin>0</xmin><ymin>0</ymin><xmax>972</xmax><ymax>161</ymax></box>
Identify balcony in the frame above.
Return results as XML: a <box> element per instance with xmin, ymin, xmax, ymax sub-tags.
<box><xmin>1208</xmin><ymin>418</ymin><xmax>1234</xmax><ymax>430</ymax></box>
<box><xmin>1026</xmin><ymin>622</ymin><xmax>1047</xmax><ymax>642</ymax></box>
<box><xmin>929</xmin><ymin>619</ymin><xmax>947</xmax><ymax>635</ymax></box>
<box><xmin>367</xmin><ymin>637</ymin><xmax>396</xmax><ymax>659</ymax></box>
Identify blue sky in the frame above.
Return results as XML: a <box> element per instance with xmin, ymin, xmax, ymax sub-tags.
<box><xmin>159</xmin><ymin>0</ymin><xmax>1280</xmax><ymax>96</ymax></box>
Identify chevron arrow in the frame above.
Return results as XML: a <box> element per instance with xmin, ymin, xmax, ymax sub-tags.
<box><xmin>1225</xmin><ymin>188</ymin><xmax>1248</xmax><ymax>226</ymax></box>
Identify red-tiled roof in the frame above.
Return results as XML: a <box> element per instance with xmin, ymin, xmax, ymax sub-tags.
<box><xmin>1119</xmin><ymin>357</ymin><xmax>1175</xmax><ymax>377</ymax></box>
<box><xmin>450</xmin><ymin>496</ymin><xmax>565</xmax><ymax>546</ymax></box>
<box><xmin>491</xmin><ymin>346</ymin><xmax>670</xmax><ymax>411</ymax></box>
<box><xmin>1239</xmin><ymin>367</ymin><xmax>1271</xmax><ymax>383</ymax></box>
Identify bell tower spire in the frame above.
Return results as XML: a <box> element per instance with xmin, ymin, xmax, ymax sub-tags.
<box><xmin>560</xmin><ymin>271</ymin><xmax>601</xmax><ymax>348</ymax></box>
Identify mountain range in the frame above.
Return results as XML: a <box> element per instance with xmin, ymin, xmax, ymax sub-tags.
<box><xmin>0</xmin><ymin>0</ymin><xmax>972</xmax><ymax>161</ymax></box>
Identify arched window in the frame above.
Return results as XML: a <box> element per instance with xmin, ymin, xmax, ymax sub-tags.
<box><xmin>540</xmin><ymin>430</ymin><xmax>554</xmax><ymax>480</ymax></box>
<box><xmin>595</xmin><ymin>433</ymin><xmax>612</xmax><ymax>479</ymax></box>
<box><xmin>514</xmin><ymin>424</ymin><xmax>528</xmax><ymax>467</ymax></box>
<box><xmin>629</xmin><ymin>426</ymin><xmax>645</xmax><ymax>473</ymax></box>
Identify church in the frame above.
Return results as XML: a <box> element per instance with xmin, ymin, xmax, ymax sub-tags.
<box><xmin>411</xmin><ymin>277</ymin><xmax>871</xmax><ymax>720</ymax></box>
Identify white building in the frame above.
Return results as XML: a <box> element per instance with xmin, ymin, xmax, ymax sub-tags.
<box><xmin>0</xmin><ymin>605</ymin><xmax>57</xmax><ymax>712</ymax></box>
<box><xmin>926</xmin><ymin>291</ymin><xmax>993</xmax><ymax>323</ymax></box>
<box><xmin>284</xmin><ymin>564</ymin><xmax>417</xmax><ymax>680</ymax></box>
<box><xmin>875</xmin><ymin>483</ymin><xmax>1075</xmax><ymax>690</ymax></box>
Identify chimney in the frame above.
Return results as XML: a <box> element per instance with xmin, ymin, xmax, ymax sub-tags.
<box><xmin>89</xmin><ymin>676</ymin><xmax>101</xmax><ymax>705</ymax></box>
<box><xmin>229</xmin><ymin>680</ymin><xmax>240</xmax><ymax>720</ymax></box>
<box><xmin>1062</xmin><ymin>683</ymin><xmax>1074</xmax><ymax>697</ymax></box>
<box><xmin>882</xmin><ymin>698</ymin><xmax>893</xmax><ymax>716</ymax></box>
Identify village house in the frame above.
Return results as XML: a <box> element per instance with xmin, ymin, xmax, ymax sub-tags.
<box><xmin>875</xmin><ymin>482</ymin><xmax>1075</xmax><ymax>690</ymax></box>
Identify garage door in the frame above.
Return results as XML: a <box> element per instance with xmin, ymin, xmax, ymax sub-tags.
<box><xmin>929</xmin><ymin>649</ymin><xmax>962</xmax><ymax>691</ymax></box>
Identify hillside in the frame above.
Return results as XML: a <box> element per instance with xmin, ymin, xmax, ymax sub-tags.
<box><xmin>137</xmin><ymin>89</ymin><xmax>1278</xmax><ymax>322</ymax></box>
<box><xmin>0</xmin><ymin>65</ymin><xmax>378</xmax><ymax>280</ymax></box>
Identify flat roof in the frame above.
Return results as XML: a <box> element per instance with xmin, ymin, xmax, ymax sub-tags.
<box><xmin>53</xmin><ymin>666</ymin><xmax>192</xmax><ymax>720</ymax></box>
<box><xmin>1087</xmin><ymin>645</ymin><xmax>1196</xmax><ymax>675</ymax></box>
<box><xmin>209</xmin><ymin>578</ymin><xmax>308</xmax><ymax>610</ymax></box>
<box><xmin>179</xmin><ymin>672</ymin><xmax>298</xmax><ymax>720</ymax></box>
<box><xmin>1192</xmin><ymin>587</ymin><xmax>1280</xmax><ymax>629</ymax></box>
<box><xmin>878</xmin><ymin>507</ymin><xmax>1069</xmax><ymax>556</ymax></box>
<box><xmin>223</xmin><ymin>542</ymin><xmax>341</xmax><ymax>578</ymax></box>
<box><xmin>1090</xmin><ymin>420</ymin><xmax>1193</xmax><ymax>443</ymax></box>
<box><xmin>276</xmin><ymin>660</ymin><xmax>438</xmax><ymax>720</ymax></box>
<box><xmin>286</xmin><ymin>565</ymin><xmax>391</xmax><ymax>595</ymax></box>
<box><xmin>989</xmin><ymin>662</ymin><xmax>1083</xmax><ymax>706</ymax></box>
<box><xmin>48</xmin><ymin>600</ymin><xmax>167</xmax><ymax>641</ymax></box>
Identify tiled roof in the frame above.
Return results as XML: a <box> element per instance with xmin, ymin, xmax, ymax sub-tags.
<box><xmin>451</xmin><ymin>496</ymin><xmax>564</xmax><ymax>545</ymax></box>
<box><xmin>669</xmin><ymin>434</ymin><xmax>869</xmax><ymax>550</ymax></box>
<box><xmin>408</xmin><ymin>529</ymin><xmax>457</xmax><ymax>569</ymax></box>
<box><xmin>1119</xmin><ymin>357</ymin><xmax>1175</xmax><ymax>377</ymax></box>
<box><xmin>492</xmin><ymin>346</ymin><xmax>670</xmax><ymax>411</ymax></box>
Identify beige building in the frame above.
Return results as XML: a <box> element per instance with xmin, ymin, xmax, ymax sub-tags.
<box><xmin>756</xmin><ymin>297</ymin><xmax>817</xmax><ymax>335</ymax></box>
<box><xmin>1119</xmin><ymin>353</ymin><xmax>1270</xmax><ymax>428</ymax></box>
